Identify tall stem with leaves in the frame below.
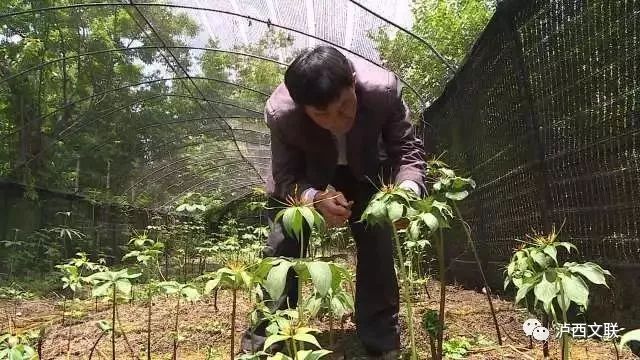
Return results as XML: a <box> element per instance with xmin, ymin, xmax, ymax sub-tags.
<box><xmin>360</xmin><ymin>184</ymin><xmax>419</xmax><ymax>360</ymax></box>
<box><xmin>504</xmin><ymin>227</ymin><xmax>612</xmax><ymax>360</ymax></box>
<box><xmin>157</xmin><ymin>281</ymin><xmax>200</xmax><ymax>360</ymax></box>
<box><xmin>86</xmin><ymin>269</ymin><xmax>142</xmax><ymax>360</ymax></box>
<box><xmin>123</xmin><ymin>233</ymin><xmax>164</xmax><ymax>360</ymax></box>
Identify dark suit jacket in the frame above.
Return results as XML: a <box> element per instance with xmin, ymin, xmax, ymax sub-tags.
<box><xmin>265</xmin><ymin>58</ymin><xmax>426</xmax><ymax>201</ymax></box>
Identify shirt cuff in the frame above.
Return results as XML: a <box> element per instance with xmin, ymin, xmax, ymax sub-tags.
<box><xmin>302</xmin><ymin>187</ymin><xmax>320</xmax><ymax>207</ymax></box>
<box><xmin>399</xmin><ymin>180</ymin><xmax>421</xmax><ymax>197</ymax></box>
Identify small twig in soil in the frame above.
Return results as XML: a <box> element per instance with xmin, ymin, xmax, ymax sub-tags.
<box><xmin>89</xmin><ymin>331</ymin><xmax>106</xmax><ymax>360</ymax></box>
<box><xmin>116</xmin><ymin>305</ymin><xmax>140</xmax><ymax>360</ymax></box>
<box><xmin>470</xmin><ymin>345</ymin><xmax>535</xmax><ymax>360</ymax></box>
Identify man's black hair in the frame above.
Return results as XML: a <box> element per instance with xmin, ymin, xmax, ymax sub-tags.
<box><xmin>284</xmin><ymin>45</ymin><xmax>354</xmax><ymax>108</ymax></box>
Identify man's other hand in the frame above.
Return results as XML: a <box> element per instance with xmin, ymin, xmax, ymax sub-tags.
<box><xmin>314</xmin><ymin>190</ymin><xmax>353</xmax><ymax>227</ymax></box>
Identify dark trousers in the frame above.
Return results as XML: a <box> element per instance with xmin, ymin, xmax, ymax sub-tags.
<box><xmin>242</xmin><ymin>166</ymin><xmax>400</xmax><ymax>354</ymax></box>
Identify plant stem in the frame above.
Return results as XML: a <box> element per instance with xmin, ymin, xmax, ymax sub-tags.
<box><xmin>561</xmin><ymin>309</ymin><xmax>570</xmax><ymax>360</ymax></box>
<box><xmin>329</xmin><ymin>308</ymin><xmax>334</xmax><ymax>348</ymax></box>
<box><xmin>436</xmin><ymin>230</ymin><xmax>446</xmax><ymax>360</ymax></box>
<box><xmin>116</xmin><ymin>305</ymin><xmax>139</xmax><ymax>360</ymax></box>
<box><xmin>542</xmin><ymin>315</ymin><xmax>550</xmax><ymax>358</ymax></box>
<box><xmin>112</xmin><ymin>286</ymin><xmax>116</xmax><ymax>360</ymax></box>
<box><xmin>62</xmin><ymin>297</ymin><xmax>66</xmax><ymax>326</ymax></box>
<box><xmin>231</xmin><ymin>289</ymin><xmax>237</xmax><ymax>360</ymax></box>
<box><xmin>66</xmin><ymin>316</ymin><xmax>72</xmax><ymax>360</ymax></box>
<box><xmin>89</xmin><ymin>331</ymin><xmax>106</xmax><ymax>360</ymax></box>
<box><xmin>291</xmin><ymin>334</ymin><xmax>298</xmax><ymax>357</ymax></box>
<box><xmin>173</xmin><ymin>296</ymin><xmax>180</xmax><ymax>360</ymax></box>
<box><xmin>147</xmin><ymin>286</ymin><xmax>152</xmax><ymax>360</ymax></box>
<box><xmin>390</xmin><ymin>222</ymin><xmax>417</xmax><ymax>360</ymax></box>
<box><xmin>428</xmin><ymin>335</ymin><xmax>437</xmax><ymax>360</ymax></box>
<box><xmin>214</xmin><ymin>288</ymin><xmax>219</xmax><ymax>312</ymax></box>
<box><xmin>453</xmin><ymin>204</ymin><xmax>502</xmax><ymax>345</ymax></box>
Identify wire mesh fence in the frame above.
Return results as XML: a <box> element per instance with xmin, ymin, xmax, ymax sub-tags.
<box><xmin>423</xmin><ymin>0</ymin><xmax>640</xmax><ymax>324</ymax></box>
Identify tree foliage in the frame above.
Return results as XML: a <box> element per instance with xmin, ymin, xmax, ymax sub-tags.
<box><xmin>372</xmin><ymin>0</ymin><xmax>495</xmax><ymax>113</ymax></box>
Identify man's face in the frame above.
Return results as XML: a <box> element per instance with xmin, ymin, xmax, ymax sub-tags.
<box><xmin>304</xmin><ymin>75</ymin><xmax>357</xmax><ymax>135</ymax></box>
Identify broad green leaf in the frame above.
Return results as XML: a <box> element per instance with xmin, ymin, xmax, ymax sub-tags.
<box><xmin>530</xmin><ymin>249</ymin><xmax>550</xmax><ymax>268</ymax></box>
<box><xmin>566</xmin><ymin>262</ymin><xmax>610</xmax><ymax>287</ymax></box>
<box><xmin>299</xmin><ymin>206</ymin><xmax>316</xmax><ymax>230</ymax></box>
<box><xmin>97</xmin><ymin>320</ymin><xmax>112</xmax><ymax>332</ymax></box>
<box><xmin>556</xmin><ymin>242</ymin><xmax>577</xmax><ymax>253</ymax></box>
<box><xmin>387</xmin><ymin>201</ymin><xmax>404</xmax><ymax>222</ymax></box>
<box><xmin>115</xmin><ymin>279</ymin><xmax>132</xmax><ymax>296</ymax></box>
<box><xmin>292</xmin><ymin>333</ymin><xmax>321</xmax><ymax>348</ymax></box>
<box><xmin>534</xmin><ymin>277</ymin><xmax>559</xmax><ymax>307</ymax></box>
<box><xmin>560</xmin><ymin>272</ymin><xmax>589</xmax><ymax>307</ymax></box>
<box><xmin>204</xmin><ymin>278</ymin><xmax>220</xmax><ymax>294</ymax></box>
<box><xmin>515</xmin><ymin>282</ymin><xmax>533</xmax><ymax>304</ymax></box>
<box><xmin>445</xmin><ymin>191</ymin><xmax>469</xmax><ymax>201</ymax></box>
<box><xmin>92</xmin><ymin>281</ymin><xmax>112</xmax><ymax>298</ymax></box>
<box><xmin>240</xmin><ymin>271</ymin><xmax>253</xmax><ymax>289</ymax></box>
<box><xmin>620</xmin><ymin>329</ymin><xmax>640</xmax><ymax>348</ymax></box>
<box><xmin>420</xmin><ymin>213</ymin><xmax>439</xmax><ymax>232</ymax></box>
<box><xmin>307</xmin><ymin>262</ymin><xmax>332</xmax><ymax>297</ymax></box>
<box><xmin>263</xmin><ymin>261</ymin><xmax>292</xmax><ymax>300</ymax></box>
<box><xmin>181</xmin><ymin>287</ymin><xmax>200</xmax><ymax>302</ymax></box>
<box><xmin>263</xmin><ymin>334</ymin><xmax>290</xmax><ymax>351</ymax></box>
<box><xmin>503</xmin><ymin>276</ymin><xmax>511</xmax><ymax>291</ymax></box>
<box><xmin>282</xmin><ymin>208</ymin><xmax>298</xmax><ymax>239</ymax></box>
<box><xmin>408</xmin><ymin>220</ymin><xmax>421</xmax><ymax>240</ymax></box>
<box><xmin>296</xmin><ymin>327</ymin><xmax>317</xmax><ymax>334</ymax></box>
<box><xmin>542</xmin><ymin>246</ymin><xmax>558</xmax><ymax>265</ymax></box>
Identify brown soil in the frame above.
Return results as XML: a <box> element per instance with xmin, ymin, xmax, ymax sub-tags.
<box><xmin>1</xmin><ymin>279</ymin><xmax>636</xmax><ymax>360</ymax></box>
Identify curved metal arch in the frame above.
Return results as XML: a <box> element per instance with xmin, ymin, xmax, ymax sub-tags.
<box><xmin>193</xmin><ymin>179</ymin><xmax>264</xmax><ymax>203</ymax></box>
<box><xmin>55</xmin><ymin>115</ymin><xmax>266</xmax><ymax>172</ymax></box>
<box><xmin>126</xmin><ymin>0</ymin><xmax>265</xmax><ymax>183</ymax></box>
<box><xmin>13</xmin><ymin>92</ymin><xmax>262</xmax><ymax>172</ymax></box>
<box><xmin>122</xmin><ymin>149</ymin><xmax>265</xmax><ymax>193</ymax></box>
<box><xmin>0</xmin><ymin>2</ymin><xmax>427</xmax><ymax>109</ymax></box>
<box><xmin>146</xmin><ymin>154</ymin><xmax>268</xmax><ymax>195</ymax></box>
<box><xmin>131</xmin><ymin>126</ymin><xmax>269</xmax><ymax>160</ymax></box>
<box><xmin>0</xmin><ymin>75</ymin><xmax>264</xmax><ymax>143</ymax></box>
<box><xmin>86</xmin><ymin>126</ymin><xmax>270</xmax><ymax>181</ymax></box>
<box><xmin>148</xmin><ymin>161</ymin><xmax>263</xmax><ymax>206</ymax></box>
<box><xmin>156</xmin><ymin>181</ymin><xmax>260</xmax><ymax>211</ymax></box>
<box><xmin>165</xmin><ymin>159</ymin><xmax>262</xmax><ymax>192</ymax></box>
<box><xmin>157</xmin><ymin>175</ymin><xmax>264</xmax><ymax>210</ymax></box>
<box><xmin>0</xmin><ymin>46</ymin><xmax>286</xmax><ymax>86</ymax></box>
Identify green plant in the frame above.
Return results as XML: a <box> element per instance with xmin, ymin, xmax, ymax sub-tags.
<box><xmin>56</xmin><ymin>252</ymin><xmax>106</xmax><ymax>359</ymax></box>
<box><xmin>262</xmin><ymin>317</ymin><xmax>330</xmax><ymax>359</ymax></box>
<box><xmin>46</xmin><ymin>212</ymin><xmax>87</xmax><ymax>261</ymax></box>
<box><xmin>157</xmin><ymin>281</ymin><xmax>200</xmax><ymax>360</ymax></box>
<box><xmin>617</xmin><ymin>329</ymin><xmax>640</xmax><ymax>359</ymax></box>
<box><xmin>422</xmin><ymin>158</ymin><xmax>502</xmax><ymax>350</ymax></box>
<box><xmin>202</xmin><ymin>260</ymin><xmax>256</xmax><ymax>360</ymax></box>
<box><xmin>360</xmin><ymin>183</ymin><xmax>420</xmax><ymax>360</ymax></box>
<box><xmin>0</xmin><ymin>333</ymin><xmax>37</xmax><ymax>360</ymax></box>
<box><xmin>254</xmin><ymin>192</ymin><xmax>353</xmax><ymax>357</ymax></box>
<box><xmin>302</xmin><ymin>264</ymin><xmax>354</xmax><ymax>347</ymax></box>
<box><xmin>271</xmin><ymin>194</ymin><xmax>325</xmax><ymax>322</ymax></box>
<box><xmin>0</xmin><ymin>285</ymin><xmax>34</xmax><ymax>334</ymax></box>
<box><xmin>504</xmin><ymin>228</ymin><xmax>612</xmax><ymax>360</ymax></box>
<box><xmin>86</xmin><ymin>268</ymin><xmax>141</xmax><ymax>360</ymax></box>
<box><xmin>422</xmin><ymin>309</ymin><xmax>442</xmax><ymax>358</ymax></box>
<box><xmin>123</xmin><ymin>233</ymin><xmax>165</xmax><ymax>360</ymax></box>
<box><xmin>442</xmin><ymin>337</ymin><xmax>472</xmax><ymax>359</ymax></box>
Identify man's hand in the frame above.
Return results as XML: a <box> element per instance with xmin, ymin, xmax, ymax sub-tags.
<box><xmin>314</xmin><ymin>190</ymin><xmax>354</xmax><ymax>228</ymax></box>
